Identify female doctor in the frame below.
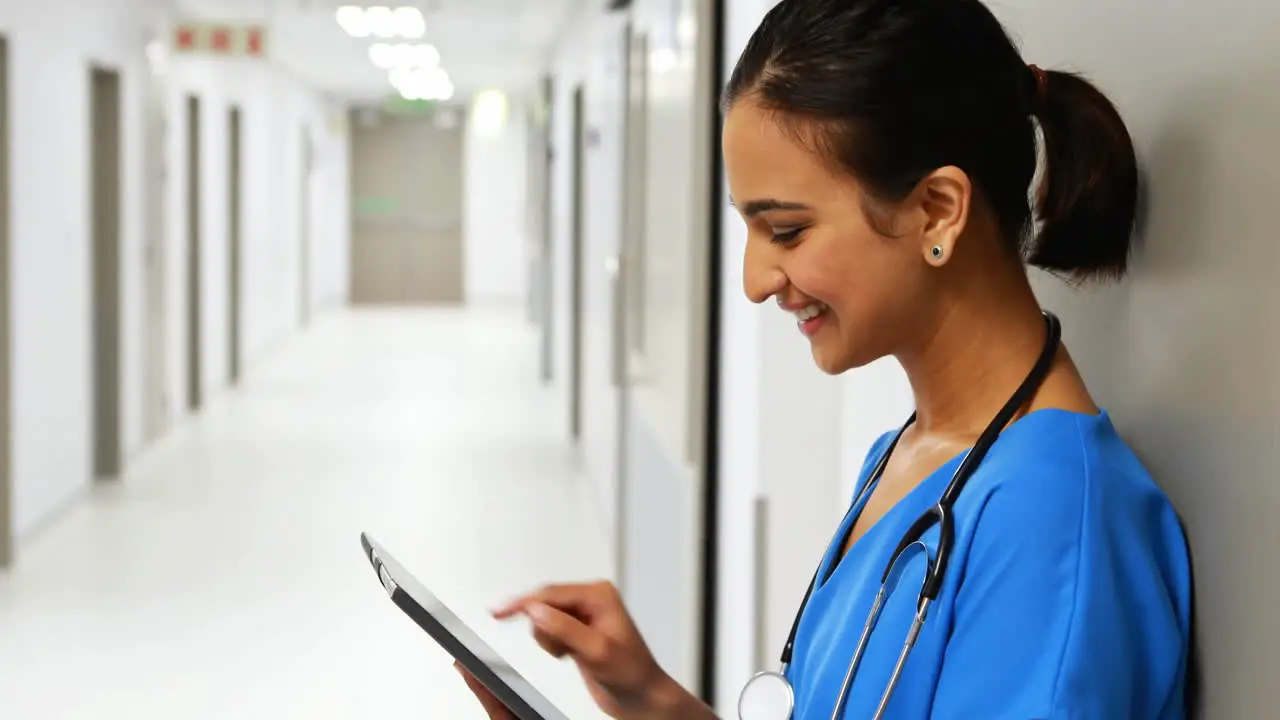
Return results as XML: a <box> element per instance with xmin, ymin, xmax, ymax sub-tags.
<box><xmin>461</xmin><ymin>0</ymin><xmax>1194</xmax><ymax>717</ymax></box>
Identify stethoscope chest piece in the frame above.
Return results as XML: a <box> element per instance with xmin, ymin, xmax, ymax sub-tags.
<box><xmin>738</xmin><ymin>670</ymin><xmax>795</xmax><ymax>720</ymax></box>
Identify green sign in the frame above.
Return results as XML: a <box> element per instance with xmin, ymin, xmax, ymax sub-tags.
<box><xmin>383</xmin><ymin>94</ymin><xmax>436</xmax><ymax>115</ymax></box>
<box><xmin>355</xmin><ymin>195</ymin><xmax>398</xmax><ymax>215</ymax></box>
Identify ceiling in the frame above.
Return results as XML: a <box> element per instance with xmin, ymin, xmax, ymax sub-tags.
<box><xmin>174</xmin><ymin>0</ymin><xmax>584</xmax><ymax>104</ymax></box>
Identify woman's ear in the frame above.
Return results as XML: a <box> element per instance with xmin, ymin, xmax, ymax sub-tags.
<box><xmin>915</xmin><ymin>166</ymin><xmax>971</xmax><ymax>266</ymax></box>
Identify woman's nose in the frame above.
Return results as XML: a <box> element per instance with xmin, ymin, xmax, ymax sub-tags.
<box><xmin>742</xmin><ymin>241</ymin><xmax>786</xmax><ymax>304</ymax></box>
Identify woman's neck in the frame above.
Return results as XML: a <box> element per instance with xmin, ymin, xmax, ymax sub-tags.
<box><xmin>895</xmin><ymin>278</ymin><xmax>1054</xmax><ymax>440</ymax></box>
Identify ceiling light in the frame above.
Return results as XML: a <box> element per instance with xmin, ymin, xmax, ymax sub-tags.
<box><xmin>389</xmin><ymin>65</ymin><xmax>453</xmax><ymax>102</ymax></box>
<box><xmin>410</xmin><ymin>43</ymin><xmax>440</xmax><ymax>66</ymax></box>
<box><xmin>471</xmin><ymin>89</ymin><xmax>508</xmax><ymax>137</ymax></box>
<box><xmin>365</xmin><ymin>6</ymin><xmax>396</xmax><ymax>38</ymax></box>
<box><xmin>336</xmin><ymin>6</ymin><xmax>369</xmax><ymax>37</ymax></box>
<box><xmin>369</xmin><ymin>42</ymin><xmax>439</xmax><ymax>70</ymax></box>
<box><xmin>393</xmin><ymin>7</ymin><xmax>426</xmax><ymax>39</ymax></box>
<box><xmin>368</xmin><ymin>42</ymin><xmax>394</xmax><ymax>68</ymax></box>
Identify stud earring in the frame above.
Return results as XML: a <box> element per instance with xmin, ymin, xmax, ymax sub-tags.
<box><xmin>930</xmin><ymin>245</ymin><xmax>944</xmax><ymax>261</ymax></box>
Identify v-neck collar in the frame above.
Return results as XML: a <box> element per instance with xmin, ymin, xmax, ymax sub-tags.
<box><xmin>814</xmin><ymin>454</ymin><xmax>962</xmax><ymax>591</ymax></box>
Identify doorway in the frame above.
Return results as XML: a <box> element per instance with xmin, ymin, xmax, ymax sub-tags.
<box><xmin>227</xmin><ymin>105</ymin><xmax>242</xmax><ymax>383</ymax></box>
<box><xmin>349</xmin><ymin>109</ymin><xmax>465</xmax><ymax>304</ymax></box>
<box><xmin>569</xmin><ymin>85</ymin><xmax>586</xmax><ymax>440</ymax></box>
<box><xmin>185</xmin><ymin>94</ymin><xmax>201</xmax><ymax>410</ymax></box>
<box><xmin>0</xmin><ymin>35</ymin><xmax>11</xmax><ymax>567</ymax></box>
<box><xmin>90</xmin><ymin>66</ymin><xmax>122</xmax><ymax>481</ymax></box>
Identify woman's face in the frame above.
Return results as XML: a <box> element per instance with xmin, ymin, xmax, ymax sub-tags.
<box><xmin>723</xmin><ymin>98</ymin><xmax>939</xmax><ymax>374</ymax></box>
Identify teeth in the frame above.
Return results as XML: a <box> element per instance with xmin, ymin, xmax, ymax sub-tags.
<box><xmin>793</xmin><ymin>303</ymin><xmax>826</xmax><ymax>322</ymax></box>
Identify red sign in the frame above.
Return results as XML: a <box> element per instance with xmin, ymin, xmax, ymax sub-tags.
<box><xmin>246</xmin><ymin>28</ymin><xmax>263</xmax><ymax>56</ymax></box>
<box><xmin>211</xmin><ymin>27</ymin><xmax>231</xmax><ymax>52</ymax></box>
<box><xmin>172</xmin><ymin>23</ymin><xmax>267</xmax><ymax>57</ymax></box>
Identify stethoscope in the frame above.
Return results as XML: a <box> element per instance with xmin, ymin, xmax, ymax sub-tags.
<box><xmin>738</xmin><ymin>311</ymin><xmax>1062</xmax><ymax>720</ymax></box>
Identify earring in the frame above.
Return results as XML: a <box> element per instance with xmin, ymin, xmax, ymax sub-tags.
<box><xmin>930</xmin><ymin>245</ymin><xmax>944</xmax><ymax>261</ymax></box>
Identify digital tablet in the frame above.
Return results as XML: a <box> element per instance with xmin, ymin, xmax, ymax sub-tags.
<box><xmin>360</xmin><ymin>532</ymin><xmax>573</xmax><ymax>720</ymax></box>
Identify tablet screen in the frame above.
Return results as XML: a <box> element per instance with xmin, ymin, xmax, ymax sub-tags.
<box><xmin>361</xmin><ymin>533</ymin><xmax>575</xmax><ymax>720</ymax></box>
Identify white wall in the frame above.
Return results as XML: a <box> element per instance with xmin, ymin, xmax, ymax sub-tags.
<box><xmin>7</xmin><ymin>0</ymin><xmax>349</xmax><ymax>539</ymax></box>
<box><xmin>714</xmin><ymin>1</ymin><xmax>910</xmax><ymax>713</ymax></box>
<box><xmin>164</xmin><ymin>55</ymin><xmax>350</xmax><ymax>418</ymax></box>
<box><xmin>463</xmin><ymin>94</ymin><xmax>530</xmax><ymax>305</ymax></box>
<box><xmin>6</xmin><ymin>0</ymin><xmax>151</xmax><ymax>535</ymax></box>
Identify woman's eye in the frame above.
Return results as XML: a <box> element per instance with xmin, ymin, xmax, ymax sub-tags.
<box><xmin>770</xmin><ymin>227</ymin><xmax>806</xmax><ymax>245</ymax></box>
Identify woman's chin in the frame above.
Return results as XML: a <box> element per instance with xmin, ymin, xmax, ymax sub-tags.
<box><xmin>809</xmin><ymin>341</ymin><xmax>854</xmax><ymax>375</ymax></box>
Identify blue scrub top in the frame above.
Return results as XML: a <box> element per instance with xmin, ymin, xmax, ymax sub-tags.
<box><xmin>787</xmin><ymin>408</ymin><xmax>1193</xmax><ymax>719</ymax></box>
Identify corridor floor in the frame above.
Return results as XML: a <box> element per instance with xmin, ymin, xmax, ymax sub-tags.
<box><xmin>0</xmin><ymin>307</ymin><xmax>612</xmax><ymax>719</ymax></box>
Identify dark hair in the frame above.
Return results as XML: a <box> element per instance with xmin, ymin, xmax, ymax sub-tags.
<box><xmin>723</xmin><ymin>0</ymin><xmax>1139</xmax><ymax>281</ymax></box>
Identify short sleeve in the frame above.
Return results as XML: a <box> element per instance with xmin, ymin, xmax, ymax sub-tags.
<box><xmin>929</xmin><ymin>437</ymin><xmax>1191</xmax><ymax>719</ymax></box>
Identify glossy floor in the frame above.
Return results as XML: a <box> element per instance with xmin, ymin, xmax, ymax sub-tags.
<box><xmin>0</xmin><ymin>307</ymin><xmax>612</xmax><ymax>719</ymax></box>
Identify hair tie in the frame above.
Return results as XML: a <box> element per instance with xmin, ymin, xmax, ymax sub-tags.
<box><xmin>1027</xmin><ymin>64</ymin><xmax>1048</xmax><ymax>108</ymax></box>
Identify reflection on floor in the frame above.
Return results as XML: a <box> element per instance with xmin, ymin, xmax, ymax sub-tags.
<box><xmin>0</xmin><ymin>307</ymin><xmax>611</xmax><ymax>719</ymax></box>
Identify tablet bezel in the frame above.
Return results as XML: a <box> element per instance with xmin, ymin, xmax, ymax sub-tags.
<box><xmin>360</xmin><ymin>532</ymin><xmax>572</xmax><ymax>720</ymax></box>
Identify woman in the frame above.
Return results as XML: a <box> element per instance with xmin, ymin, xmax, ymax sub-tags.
<box><xmin>462</xmin><ymin>0</ymin><xmax>1194</xmax><ymax>717</ymax></box>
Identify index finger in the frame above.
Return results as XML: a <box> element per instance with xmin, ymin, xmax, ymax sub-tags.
<box><xmin>492</xmin><ymin>582</ymin><xmax>603</xmax><ymax>620</ymax></box>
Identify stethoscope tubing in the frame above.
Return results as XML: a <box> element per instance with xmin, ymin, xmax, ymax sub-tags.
<box><xmin>739</xmin><ymin>311</ymin><xmax>1062</xmax><ymax>720</ymax></box>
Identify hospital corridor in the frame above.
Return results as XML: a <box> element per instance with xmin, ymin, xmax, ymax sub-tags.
<box><xmin>0</xmin><ymin>0</ymin><xmax>1278</xmax><ymax>718</ymax></box>
<box><xmin>0</xmin><ymin>308</ymin><xmax>611</xmax><ymax>718</ymax></box>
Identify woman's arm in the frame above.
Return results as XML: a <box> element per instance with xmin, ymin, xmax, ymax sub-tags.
<box><xmin>644</xmin><ymin>674</ymin><xmax>721</xmax><ymax>720</ymax></box>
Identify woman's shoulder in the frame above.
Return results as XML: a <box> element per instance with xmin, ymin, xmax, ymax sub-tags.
<box><xmin>962</xmin><ymin>408</ymin><xmax>1190</xmax><ymax>571</ymax></box>
<box><xmin>979</xmin><ymin>408</ymin><xmax>1176</xmax><ymax>514</ymax></box>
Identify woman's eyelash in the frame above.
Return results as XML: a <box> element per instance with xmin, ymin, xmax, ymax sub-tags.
<box><xmin>770</xmin><ymin>227</ymin><xmax>806</xmax><ymax>244</ymax></box>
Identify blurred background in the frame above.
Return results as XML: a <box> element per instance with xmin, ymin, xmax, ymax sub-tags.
<box><xmin>0</xmin><ymin>0</ymin><xmax>1275</xmax><ymax>717</ymax></box>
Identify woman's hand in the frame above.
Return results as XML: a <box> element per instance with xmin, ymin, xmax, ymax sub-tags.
<box><xmin>459</xmin><ymin>580</ymin><xmax>714</xmax><ymax>720</ymax></box>
<box><xmin>455</xmin><ymin>662</ymin><xmax>514</xmax><ymax>719</ymax></box>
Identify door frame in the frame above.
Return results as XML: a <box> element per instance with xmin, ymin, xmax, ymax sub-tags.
<box><xmin>697</xmin><ymin>0</ymin><xmax>727</xmax><ymax>701</ymax></box>
<box><xmin>185</xmin><ymin>94</ymin><xmax>202</xmax><ymax>411</ymax></box>
<box><xmin>90</xmin><ymin>65</ymin><xmax>123</xmax><ymax>481</ymax></box>
<box><xmin>0</xmin><ymin>34</ymin><xmax>11</xmax><ymax>567</ymax></box>
<box><xmin>227</xmin><ymin>105</ymin><xmax>243</xmax><ymax>383</ymax></box>
<box><xmin>569</xmin><ymin>85</ymin><xmax>587</xmax><ymax>440</ymax></box>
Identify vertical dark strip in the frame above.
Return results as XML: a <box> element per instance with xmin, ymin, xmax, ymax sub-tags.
<box><xmin>699</xmin><ymin>0</ymin><xmax>727</xmax><ymax>704</ymax></box>
<box><xmin>186</xmin><ymin>95</ymin><xmax>201</xmax><ymax>411</ymax></box>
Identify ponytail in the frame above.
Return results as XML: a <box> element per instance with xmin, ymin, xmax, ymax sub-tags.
<box><xmin>1029</xmin><ymin>68</ymin><xmax>1140</xmax><ymax>281</ymax></box>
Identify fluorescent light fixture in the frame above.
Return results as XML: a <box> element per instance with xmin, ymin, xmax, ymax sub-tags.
<box><xmin>389</xmin><ymin>65</ymin><xmax>453</xmax><ymax>101</ymax></box>
<box><xmin>366</xmin><ymin>6</ymin><xmax>396</xmax><ymax>38</ymax></box>
<box><xmin>339</xmin><ymin>6</ymin><xmax>428</xmax><ymax>39</ymax></box>
<box><xmin>368</xmin><ymin>42</ymin><xmax>439</xmax><ymax>70</ymax></box>
<box><xmin>393</xmin><ymin>7</ymin><xmax>426</xmax><ymax>39</ymax></box>
<box><xmin>471</xmin><ymin>89</ymin><xmax>508</xmax><ymax>137</ymax></box>
<box><xmin>410</xmin><ymin>43</ymin><xmax>440</xmax><ymax>66</ymax></box>
<box><xmin>368</xmin><ymin>42</ymin><xmax>393</xmax><ymax>68</ymax></box>
<box><xmin>336</xmin><ymin>6</ymin><xmax>369</xmax><ymax>37</ymax></box>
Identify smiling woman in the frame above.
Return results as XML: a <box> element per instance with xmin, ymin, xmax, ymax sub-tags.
<box><xmin>461</xmin><ymin>0</ymin><xmax>1194</xmax><ymax>718</ymax></box>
